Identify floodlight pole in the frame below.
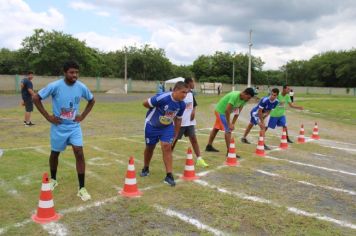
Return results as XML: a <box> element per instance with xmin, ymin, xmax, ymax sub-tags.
<box><xmin>232</xmin><ymin>60</ymin><xmax>235</xmax><ymax>91</ymax></box>
<box><xmin>124</xmin><ymin>51</ymin><xmax>128</xmax><ymax>94</ymax></box>
<box><xmin>247</xmin><ymin>30</ymin><xmax>253</xmax><ymax>88</ymax></box>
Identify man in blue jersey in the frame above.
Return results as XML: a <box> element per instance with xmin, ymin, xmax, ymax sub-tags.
<box><xmin>241</xmin><ymin>88</ymin><xmax>279</xmax><ymax>144</ymax></box>
<box><xmin>140</xmin><ymin>81</ymin><xmax>189</xmax><ymax>186</ymax></box>
<box><xmin>33</xmin><ymin>61</ymin><xmax>95</xmax><ymax>201</ymax></box>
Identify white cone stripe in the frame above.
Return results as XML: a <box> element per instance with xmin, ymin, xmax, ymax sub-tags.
<box><xmin>229</xmin><ymin>144</ymin><xmax>235</xmax><ymax>148</ymax></box>
<box><xmin>186</xmin><ymin>154</ymin><xmax>193</xmax><ymax>159</ymax></box>
<box><xmin>125</xmin><ymin>178</ymin><xmax>137</xmax><ymax>185</ymax></box>
<box><xmin>38</xmin><ymin>200</ymin><xmax>54</xmax><ymax>208</ymax></box>
<box><xmin>185</xmin><ymin>165</ymin><xmax>195</xmax><ymax>171</ymax></box>
<box><xmin>257</xmin><ymin>145</ymin><xmax>264</xmax><ymax>150</ymax></box>
<box><xmin>127</xmin><ymin>165</ymin><xmax>135</xmax><ymax>171</ymax></box>
<box><xmin>228</xmin><ymin>153</ymin><xmax>236</xmax><ymax>158</ymax></box>
<box><xmin>282</xmin><ymin>132</ymin><xmax>286</xmax><ymax>135</ymax></box>
<box><xmin>41</xmin><ymin>183</ymin><xmax>51</xmax><ymax>191</ymax></box>
<box><xmin>301</xmin><ymin>128</ymin><xmax>304</xmax><ymax>131</ymax></box>
<box><xmin>281</xmin><ymin>140</ymin><xmax>287</xmax><ymax>143</ymax></box>
<box><xmin>313</xmin><ymin>131</ymin><xmax>318</xmax><ymax>134</ymax></box>
<box><xmin>259</xmin><ymin>137</ymin><xmax>264</xmax><ymax>141</ymax></box>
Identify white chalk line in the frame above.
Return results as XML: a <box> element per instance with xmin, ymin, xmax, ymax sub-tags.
<box><xmin>255</xmin><ymin>169</ymin><xmax>356</xmax><ymax>196</ymax></box>
<box><xmin>265</xmin><ymin>155</ymin><xmax>356</xmax><ymax>176</ymax></box>
<box><xmin>154</xmin><ymin>204</ymin><xmax>226</xmax><ymax>236</ymax></box>
<box><xmin>42</xmin><ymin>222</ymin><xmax>68</xmax><ymax>236</ymax></box>
<box><xmin>193</xmin><ymin>179</ymin><xmax>356</xmax><ymax>230</ymax></box>
<box><xmin>0</xmin><ymin>164</ymin><xmax>222</xmax><ymax>235</ymax></box>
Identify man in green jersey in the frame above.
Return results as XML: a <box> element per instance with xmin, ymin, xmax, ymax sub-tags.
<box><xmin>265</xmin><ymin>85</ymin><xmax>303</xmax><ymax>149</ymax></box>
<box><xmin>205</xmin><ymin>88</ymin><xmax>255</xmax><ymax>155</ymax></box>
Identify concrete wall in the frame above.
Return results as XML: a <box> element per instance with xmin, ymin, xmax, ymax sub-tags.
<box><xmin>0</xmin><ymin>74</ymin><xmax>355</xmax><ymax>95</ymax></box>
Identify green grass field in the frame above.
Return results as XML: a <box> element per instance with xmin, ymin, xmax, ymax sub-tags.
<box><xmin>0</xmin><ymin>94</ymin><xmax>355</xmax><ymax>235</ymax></box>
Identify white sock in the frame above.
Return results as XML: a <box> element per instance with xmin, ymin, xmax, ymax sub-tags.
<box><xmin>197</xmin><ymin>156</ymin><xmax>202</xmax><ymax>160</ymax></box>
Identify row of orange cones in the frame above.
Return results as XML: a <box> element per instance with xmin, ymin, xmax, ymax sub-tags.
<box><xmin>31</xmin><ymin>122</ymin><xmax>320</xmax><ymax>224</ymax></box>
<box><xmin>256</xmin><ymin>122</ymin><xmax>320</xmax><ymax>156</ymax></box>
<box><xmin>31</xmin><ymin>148</ymin><xmax>202</xmax><ymax>224</ymax></box>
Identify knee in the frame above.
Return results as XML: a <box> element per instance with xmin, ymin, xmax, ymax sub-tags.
<box><xmin>161</xmin><ymin>143</ymin><xmax>171</xmax><ymax>152</ymax></box>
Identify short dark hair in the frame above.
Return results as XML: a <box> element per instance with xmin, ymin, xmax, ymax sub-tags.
<box><xmin>174</xmin><ymin>81</ymin><xmax>189</xmax><ymax>90</ymax></box>
<box><xmin>271</xmin><ymin>88</ymin><xmax>279</xmax><ymax>94</ymax></box>
<box><xmin>184</xmin><ymin>77</ymin><xmax>193</xmax><ymax>84</ymax></box>
<box><xmin>283</xmin><ymin>84</ymin><xmax>288</xmax><ymax>89</ymax></box>
<box><xmin>63</xmin><ymin>61</ymin><xmax>79</xmax><ymax>72</ymax></box>
<box><xmin>27</xmin><ymin>71</ymin><xmax>34</xmax><ymax>75</ymax></box>
<box><xmin>243</xmin><ymin>87</ymin><xmax>255</xmax><ymax>97</ymax></box>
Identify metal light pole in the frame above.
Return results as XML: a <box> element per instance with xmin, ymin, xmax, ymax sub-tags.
<box><xmin>124</xmin><ymin>51</ymin><xmax>128</xmax><ymax>94</ymax></box>
<box><xmin>247</xmin><ymin>30</ymin><xmax>253</xmax><ymax>88</ymax></box>
<box><xmin>232</xmin><ymin>60</ymin><xmax>235</xmax><ymax>91</ymax></box>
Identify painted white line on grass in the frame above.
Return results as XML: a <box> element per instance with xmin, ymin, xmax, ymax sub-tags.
<box><xmin>265</xmin><ymin>155</ymin><xmax>356</xmax><ymax>176</ymax></box>
<box><xmin>256</xmin><ymin>169</ymin><xmax>280</xmax><ymax>177</ymax></box>
<box><xmin>42</xmin><ymin>222</ymin><xmax>68</xmax><ymax>236</ymax></box>
<box><xmin>0</xmin><ymin>179</ymin><xmax>20</xmax><ymax>197</ymax></box>
<box><xmin>297</xmin><ymin>180</ymin><xmax>356</xmax><ymax>196</ymax></box>
<box><xmin>287</xmin><ymin>207</ymin><xmax>356</xmax><ymax>230</ymax></box>
<box><xmin>3</xmin><ymin>145</ymin><xmax>48</xmax><ymax>151</ymax></box>
<box><xmin>0</xmin><ymin>149</ymin><xmax>3</xmax><ymax>158</ymax></box>
<box><xmin>194</xmin><ymin>179</ymin><xmax>356</xmax><ymax>230</ymax></box>
<box><xmin>116</xmin><ymin>137</ymin><xmax>143</xmax><ymax>144</ymax></box>
<box><xmin>256</xmin><ymin>169</ymin><xmax>356</xmax><ymax>196</ymax></box>
<box><xmin>154</xmin><ymin>204</ymin><xmax>226</xmax><ymax>236</ymax></box>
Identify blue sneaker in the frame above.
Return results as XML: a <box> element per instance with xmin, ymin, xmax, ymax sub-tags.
<box><xmin>140</xmin><ymin>168</ymin><xmax>150</xmax><ymax>177</ymax></box>
<box><xmin>164</xmin><ymin>175</ymin><xmax>176</xmax><ymax>187</ymax></box>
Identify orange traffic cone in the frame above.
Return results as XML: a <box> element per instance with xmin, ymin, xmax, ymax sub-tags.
<box><xmin>119</xmin><ymin>156</ymin><xmax>142</xmax><ymax>197</ymax></box>
<box><xmin>32</xmin><ymin>173</ymin><xmax>61</xmax><ymax>224</ymax></box>
<box><xmin>311</xmin><ymin>122</ymin><xmax>320</xmax><ymax>140</ymax></box>
<box><xmin>279</xmin><ymin>127</ymin><xmax>288</xmax><ymax>149</ymax></box>
<box><xmin>181</xmin><ymin>147</ymin><xmax>199</xmax><ymax>181</ymax></box>
<box><xmin>255</xmin><ymin>131</ymin><xmax>266</xmax><ymax>157</ymax></box>
<box><xmin>298</xmin><ymin>124</ymin><xmax>305</xmax><ymax>143</ymax></box>
<box><xmin>225</xmin><ymin>138</ymin><xmax>239</xmax><ymax>166</ymax></box>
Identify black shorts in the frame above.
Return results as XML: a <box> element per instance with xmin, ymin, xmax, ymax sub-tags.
<box><xmin>177</xmin><ymin>126</ymin><xmax>196</xmax><ymax>139</ymax></box>
<box><xmin>24</xmin><ymin>100</ymin><xmax>33</xmax><ymax>112</ymax></box>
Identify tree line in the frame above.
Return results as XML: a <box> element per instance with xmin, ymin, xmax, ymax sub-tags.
<box><xmin>0</xmin><ymin>29</ymin><xmax>355</xmax><ymax>87</ymax></box>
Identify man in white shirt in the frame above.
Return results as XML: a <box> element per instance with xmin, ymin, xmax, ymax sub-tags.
<box><xmin>172</xmin><ymin>78</ymin><xmax>209</xmax><ymax>167</ymax></box>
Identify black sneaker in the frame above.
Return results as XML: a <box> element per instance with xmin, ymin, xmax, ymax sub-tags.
<box><xmin>241</xmin><ymin>137</ymin><xmax>251</xmax><ymax>144</ymax></box>
<box><xmin>164</xmin><ymin>175</ymin><xmax>176</xmax><ymax>187</ymax></box>
<box><xmin>140</xmin><ymin>168</ymin><xmax>150</xmax><ymax>177</ymax></box>
<box><xmin>25</xmin><ymin>121</ymin><xmax>35</xmax><ymax>126</ymax></box>
<box><xmin>205</xmin><ymin>144</ymin><xmax>219</xmax><ymax>152</ymax></box>
<box><xmin>287</xmin><ymin>137</ymin><xmax>294</xmax><ymax>143</ymax></box>
<box><xmin>264</xmin><ymin>144</ymin><xmax>271</xmax><ymax>150</ymax></box>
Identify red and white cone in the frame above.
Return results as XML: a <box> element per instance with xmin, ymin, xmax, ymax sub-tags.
<box><xmin>279</xmin><ymin>127</ymin><xmax>288</xmax><ymax>149</ymax></box>
<box><xmin>225</xmin><ymin>138</ymin><xmax>239</xmax><ymax>166</ymax></box>
<box><xmin>297</xmin><ymin>124</ymin><xmax>305</xmax><ymax>143</ymax></box>
<box><xmin>181</xmin><ymin>147</ymin><xmax>199</xmax><ymax>181</ymax></box>
<box><xmin>311</xmin><ymin>122</ymin><xmax>320</xmax><ymax>140</ymax></box>
<box><xmin>119</xmin><ymin>156</ymin><xmax>142</xmax><ymax>197</ymax></box>
<box><xmin>255</xmin><ymin>131</ymin><xmax>266</xmax><ymax>157</ymax></box>
<box><xmin>32</xmin><ymin>173</ymin><xmax>61</xmax><ymax>224</ymax></box>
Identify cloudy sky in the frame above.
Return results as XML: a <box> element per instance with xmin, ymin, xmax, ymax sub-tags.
<box><xmin>1</xmin><ymin>0</ymin><xmax>355</xmax><ymax>69</ymax></box>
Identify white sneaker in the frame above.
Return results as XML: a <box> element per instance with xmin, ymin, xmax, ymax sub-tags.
<box><xmin>50</xmin><ymin>179</ymin><xmax>58</xmax><ymax>191</ymax></box>
<box><xmin>77</xmin><ymin>187</ymin><xmax>91</xmax><ymax>201</ymax></box>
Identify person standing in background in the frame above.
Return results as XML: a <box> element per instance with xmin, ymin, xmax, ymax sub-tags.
<box><xmin>289</xmin><ymin>89</ymin><xmax>294</xmax><ymax>103</ymax></box>
<box><xmin>21</xmin><ymin>71</ymin><xmax>35</xmax><ymax>126</ymax></box>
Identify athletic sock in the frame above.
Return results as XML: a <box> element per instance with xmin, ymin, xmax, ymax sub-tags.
<box><xmin>50</xmin><ymin>170</ymin><xmax>57</xmax><ymax>180</ymax></box>
<box><xmin>78</xmin><ymin>173</ymin><xmax>85</xmax><ymax>189</ymax></box>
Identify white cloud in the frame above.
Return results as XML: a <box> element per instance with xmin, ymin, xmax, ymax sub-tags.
<box><xmin>0</xmin><ymin>0</ymin><xmax>64</xmax><ymax>49</ymax></box>
<box><xmin>68</xmin><ymin>1</ymin><xmax>96</xmax><ymax>11</ymax></box>
<box><xmin>95</xmin><ymin>11</ymin><xmax>110</xmax><ymax>17</ymax></box>
<box><xmin>74</xmin><ymin>32</ymin><xmax>144</xmax><ymax>51</ymax></box>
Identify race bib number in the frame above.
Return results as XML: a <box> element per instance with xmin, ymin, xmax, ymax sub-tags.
<box><xmin>60</xmin><ymin>109</ymin><xmax>76</xmax><ymax>120</ymax></box>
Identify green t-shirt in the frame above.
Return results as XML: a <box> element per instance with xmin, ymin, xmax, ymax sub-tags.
<box><xmin>270</xmin><ymin>93</ymin><xmax>292</xmax><ymax>117</ymax></box>
<box><xmin>215</xmin><ymin>91</ymin><xmax>247</xmax><ymax>114</ymax></box>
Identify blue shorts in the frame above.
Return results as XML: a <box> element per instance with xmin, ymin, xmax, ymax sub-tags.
<box><xmin>250</xmin><ymin>110</ymin><xmax>259</xmax><ymax>125</ymax></box>
<box><xmin>268</xmin><ymin>116</ymin><xmax>287</xmax><ymax>129</ymax></box>
<box><xmin>50</xmin><ymin>124</ymin><xmax>83</xmax><ymax>152</ymax></box>
<box><xmin>145</xmin><ymin>123</ymin><xmax>174</xmax><ymax>145</ymax></box>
